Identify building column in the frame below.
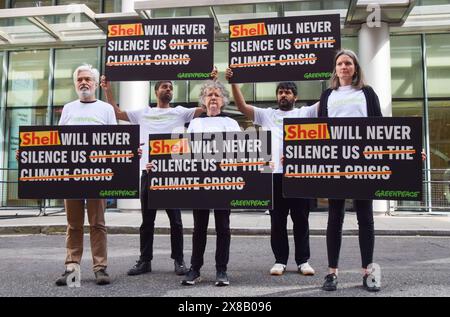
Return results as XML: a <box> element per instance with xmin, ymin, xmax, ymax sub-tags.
<box><xmin>358</xmin><ymin>22</ymin><xmax>392</xmax><ymax>213</ymax></box>
<box><xmin>117</xmin><ymin>0</ymin><xmax>150</xmax><ymax>211</ymax></box>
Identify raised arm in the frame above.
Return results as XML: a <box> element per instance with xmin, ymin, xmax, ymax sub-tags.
<box><xmin>225</xmin><ymin>68</ymin><xmax>254</xmax><ymax>121</ymax></box>
<box><xmin>210</xmin><ymin>66</ymin><xmax>218</xmax><ymax>81</ymax></box>
<box><xmin>100</xmin><ymin>75</ymin><xmax>130</xmax><ymax>122</ymax></box>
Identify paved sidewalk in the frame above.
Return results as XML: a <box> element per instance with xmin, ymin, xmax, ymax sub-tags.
<box><xmin>0</xmin><ymin>208</ymin><xmax>450</xmax><ymax>236</ymax></box>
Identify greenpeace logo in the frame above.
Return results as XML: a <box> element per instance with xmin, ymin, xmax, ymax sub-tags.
<box><xmin>99</xmin><ymin>190</ymin><xmax>138</xmax><ymax>197</ymax></box>
<box><xmin>304</xmin><ymin>72</ymin><xmax>331</xmax><ymax>79</ymax></box>
<box><xmin>230</xmin><ymin>199</ymin><xmax>271</xmax><ymax>207</ymax></box>
<box><xmin>374</xmin><ymin>190</ymin><xmax>420</xmax><ymax>198</ymax></box>
<box><xmin>177</xmin><ymin>72</ymin><xmax>210</xmax><ymax>79</ymax></box>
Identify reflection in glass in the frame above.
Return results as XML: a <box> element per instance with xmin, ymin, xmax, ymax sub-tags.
<box><xmin>391</xmin><ymin>35</ymin><xmax>423</xmax><ymax>98</ymax></box>
<box><xmin>256</xmin><ymin>82</ymin><xmax>277</xmax><ymax>102</ymax></box>
<box><xmin>341</xmin><ymin>37</ymin><xmax>358</xmax><ymax>55</ymax></box>
<box><xmin>54</xmin><ymin>47</ymin><xmax>99</xmax><ymax>106</ymax></box>
<box><xmin>11</xmin><ymin>0</ymin><xmax>51</xmax><ymax>8</ymax></box>
<box><xmin>417</xmin><ymin>0</ymin><xmax>450</xmax><ymax>5</ymax></box>
<box><xmin>7</xmin><ymin>50</ymin><xmax>49</xmax><ymax>107</ymax></box>
<box><xmin>428</xmin><ymin>100</ymin><xmax>450</xmax><ymax>210</ymax></box>
<box><xmin>4</xmin><ymin>108</ymin><xmax>49</xmax><ymax>207</ymax></box>
<box><xmin>426</xmin><ymin>34</ymin><xmax>450</xmax><ymax>98</ymax></box>
<box><xmin>296</xmin><ymin>81</ymin><xmax>322</xmax><ymax>101</ymax></box>
<box><xmin>428</xmin><ymin>100</ymin><xmax>450</xmax><ymax>170</ymax></box>
<box><xmin>104</xmin><ymin>0</ymin><xmax>122</xmax><ymax>13</ymax></box>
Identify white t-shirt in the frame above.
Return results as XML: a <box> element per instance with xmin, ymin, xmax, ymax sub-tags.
<box><xmin>327</xmin><ymin>85</ymin><xmax>367</xmax><ymax>117</ymax></box>
<box><xmin>303</xmin><ymin>86</ymin><xmax>368</xmax><ymax>119</ymax></box>
<box><xmin>302</xmin><ymin>102</ymin><xmax>319</xmax><ymax>118</ymax></box>
<box><xmin>58</xmin><ymin>100</ymin><xmax>117</xmax><ymax>126</ymax></box>
<box><xmin>253</xmin><ymin>107</ymin><xmax>310</xmax><ymax>173</ymax></box>
<box><xmin>187</xmin><ymin>116</ymin><xmax>241</xmax><ymax>133</ymax></box>
<box><xmin>127</xmin><ymin>106</ymin><xmax>195</xmax><ymax>170</ymax></box>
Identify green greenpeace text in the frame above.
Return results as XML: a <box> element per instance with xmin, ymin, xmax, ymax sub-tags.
<box><xmin>177</xmin><ymin>72</ymin><xmax>211</xmax><ymax>79</ymax></box>
<box><xmin>230</xmin><ymin>199</ymin><xmax>271</xmax><ymax>208</ymax></box>
<box><xmin>374</xmin><ymin>190</ymin><xmax>420</xmax><ymax>199</ymax></box>
<box><xmin>304</xmin><ymin>72</ymin><xmax>332</xmax><ymax>80</ymax></box>
<box><xmin>99</xmin><ymin>190</ymin><xmax>138</xmax><ymax>198</ymax></box>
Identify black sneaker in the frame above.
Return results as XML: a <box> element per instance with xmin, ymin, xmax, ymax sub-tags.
<box><xmin>94</xmin><ymin>269</ymin><xmax>110</xmax><ymax>285</ymax></box>
<box><xmin>363</xmin><ymin>274</ymin><xmax>381</xmax><ymax>292</ymax></box>
<box><xmin>174</xmin><ymin>260</ymin><xmax>188</xmax><ymax>275</ymax></box>
<box><xmin>215</xmin><ymin>271</ymin><xmax>230</xmax><ymax>287</ymax></box>
<box><xmin>322</xmin><ymin>273</ymin><xmax>338</xmax><ymax>291</ymax></box>
<box><xmin>55</xmin><ymin>270</ymin><xmax>72</xmax><ymax>286</ymax></box>
<box><xmin>181</xmin><ymin>268</ymin><xmax>200</xmax><ymax>286</ymax></box>
<box><xmin>127</xmin><ymin>259</ymin><xmax>151</xmax><ymax>276</ymax></box>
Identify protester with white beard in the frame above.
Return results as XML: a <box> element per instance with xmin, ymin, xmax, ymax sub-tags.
<box><xmin>55</xmin><ymin>64</ymin><xmax>117</xmax><ymax>286</ymax></box>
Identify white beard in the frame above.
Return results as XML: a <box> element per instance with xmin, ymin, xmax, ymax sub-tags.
<box><xmin>77</xmin><ymin>88</ymin><xmax>94</xmax><ymax>100</ymax></box>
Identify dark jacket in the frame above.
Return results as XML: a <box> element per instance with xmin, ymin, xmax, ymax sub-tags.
<box><xmin>318</xmin><ymin>86</ymin><xmax>383</xmax><ymax>118</ymax></box>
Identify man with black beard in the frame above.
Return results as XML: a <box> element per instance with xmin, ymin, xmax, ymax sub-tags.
<box><xmin>226</xmin><ymin>68</ymin><xmax>315</xmax><ymax>277</ymax></box>
<box><xmin>101</xmin><ymin>77</ymin><xmax>204</xmax><ymax>276</ymax></box>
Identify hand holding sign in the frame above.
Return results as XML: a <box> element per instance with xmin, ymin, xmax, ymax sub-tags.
<box><xmin>225</xmin><ymin>68</ymin><xmax>233</xmax><ymax>82</ymax></box>
<box><xmin>210</xmin><ymin>66</ymin><xmax>218</xmax><ymax>81</ymax></box>
<box><xmin>100</xmin><ymin>75</ymin><xmax>110</xmax><ymax>91</ymax></box>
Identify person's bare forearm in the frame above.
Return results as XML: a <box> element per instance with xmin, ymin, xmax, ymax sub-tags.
<box><xmin>104</xmin><ymin>88</ymin><xmax>117</xmax><ymax>110</ymax></box>
<box><xmin>101</xmin><ymin>75</ymin><xmax>130</xmax><ymax>121</ymax></box>
<box><xmin>194</xmin><ymin>107</ymin><xmax>205</xmax><ymax>118</ymax></box>
<box><xmin>225</xmin><ymin>68</ymin><xmax>255</xmax><ymax>121</ymax></box>
<box><xmin>106</xmin><ymin>91</ymin><xmax>129</xmax><ymax>121</ymax></box>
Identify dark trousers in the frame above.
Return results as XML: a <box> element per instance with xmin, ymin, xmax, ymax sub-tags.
<box><xmin>139</xmin><ymin>171</ymin><xmax>184</xmax><ymax>262</ymax></box>
<box><xmin>190</xmin><ymin>209</ymin><xmax>231</xmax><ymax>272</ymax></box>
<box><xmin>326</xmin><ymin>199</ymin><xmax>374</xmax><ymax>269</ymax></box>
<box><xmin>270</xmin><ymin>174</ymin><xmax>310</xmax><ymax>265</ymax></box>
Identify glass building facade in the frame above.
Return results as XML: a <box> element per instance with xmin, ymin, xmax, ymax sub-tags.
<box><xmin>1</xmin><ymin>0</ymin><xmax>450</xmax><ymax>211</ymax></box>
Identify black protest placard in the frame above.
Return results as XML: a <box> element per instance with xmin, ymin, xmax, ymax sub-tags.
<box><xmin>105</xmin><ymin>18</ymin><xmax>214</xmax><ymax>81</ymax></box>
<box><xmin>18</xmin><ymin>125</ymin><xmax>140</xmax><ymax>199</ymax></box>
<box><xmin>282</xmin><ymin>117</ymin><xmax>423</xmax><ymax>200</ymax></box>
<box><xmin>228</xmin><ymin>14</ymin><xmax>340</xmax><ymax>83</ymax></box>
<box><xmin>148</xmin><ymin>131</ymin><xmax>272</xmax><ymax>209</ymax></box>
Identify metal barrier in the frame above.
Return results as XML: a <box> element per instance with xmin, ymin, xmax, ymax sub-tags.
<box><xmin>395</xmin><ymin>169</ymin><xmax>450</xmax><ymax>212</ymax></box>
<box><xmin>0</xmin><ymin>168</ymin><xmax>62</xmax><ymax>216</ymax></box>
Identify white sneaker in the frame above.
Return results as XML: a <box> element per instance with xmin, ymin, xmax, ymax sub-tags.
<box><xmin>298</xmin><ymin>262</ymin><xmax>315</xmax><ymax>276</ymax></box>
<box><xmin>270</xmin><ymin>263</ymin><xmax>286</xmax><ymax>276</ymax></box>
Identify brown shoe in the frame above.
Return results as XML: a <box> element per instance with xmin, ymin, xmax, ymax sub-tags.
<box><xmin>94</xmin><ymin>269</ymin><xmax>110</xmax><ymax>285</ymax></box>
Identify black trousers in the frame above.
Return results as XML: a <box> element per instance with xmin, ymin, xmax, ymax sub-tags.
<box><xmin>270</xmin><ymin>174</ymin><xmax>310</xmax><ymax>265</ymax></box>
<box><xmin>139</xmin><ymin>171</ymin><xmax>184</xmax><ymax>262</ymax></box>
<box><xmin>326</xmin><ymin>199</ymin><xmax>374</xmax><ymax>269</ymax></box>
<box><xmin>190</xmin><ymin>209</ymin><xmax>231</xmax><ymax>272</ymax></box>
